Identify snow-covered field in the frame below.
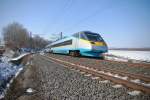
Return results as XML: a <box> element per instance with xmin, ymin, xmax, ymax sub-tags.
<box><xmin>106</xmin><ymin>50</ymin><xmax>150</xmax><ymax>63</ymax></box>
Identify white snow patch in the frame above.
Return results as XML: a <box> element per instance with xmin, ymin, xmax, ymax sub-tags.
<box><xmin>106</xmin><ymin>50</ymin><xmax>150</xmax><ymax>62</ymax></box>
<box><xmin>15</xmin><ymin>67</ymin><xmax>23</xmax><ymax>78</ymax></box>
<box><xmin>128</xmin><ymin>90</ymin><xmax>141</xmax><ymax>96</ymax></box>
<box><xmin>2</xmin><ymin>49</ymin><xmax>15</xmax><ymax>58</ymax></box>
<box><xmin>26</xmin><ymin>88</ymin><xmax>34</xmax><ymax>93</ymax></box>
<box><xmin>85</xmin><ymin>67</ymin><xmax>90</xmax><ymax>70</ymax></box>
<box><xmin>30</xmin><ymin>61</ymin><xmax>33</xmax><ymax>65</ymax></box>
<box><xmin>112</xmin><ymin>84</ymin><xmax>123</xmax><ymax>88</ymax></box>
<box><xmin>99</xmin><ymin>80</ymin><xmax>110</xmax><ymax>83</ymax></box>
<box><xmin>10</xmin><ymin>78</ymin><xmax>13</xmax><ymax>84</ymax></box>
<box><xmin>91</xmin><ymin>77</ymin><xmax>99</xmax><ymax>80</ymax></box>
<box><xmin>0</xmin><ymin>93</ymin><xmax>4</xmax><ymax>99</ymax></box>
<box><xmin>105</xmin><ymin>72</ymin><xmax>113</xmax><ymax>76</ymax></box>
<box><xmin>40</xmin><ymin>52</ymin><xmax>44</xmax><ymax>55</ymax></box>
<box><xmin>26</xmin><ymin>62</ymin><xmax>30</xmax><ymax>65</ymax></box>
<box><xmin>98</xmin><ymin>71</ymin><xmax>105</xmax><ymax>73</ymax></box>
<box><xmin>114</xmin><ymin>74</ymin><xmax>128</xmax><ymax>80</ymax></box>
<box><xmin>10</xmin><ymin>53</ymin><xmax>29</xmax><ymax>61</ymax></box>
<box><xmin>6</xmin><ymin>83</ymin><xmax>10</xmax><ymax>88</ymax></box>
<box><xmin>84</xmin><ymin>74</ymin><xmax>92</xmax><ymax>77</ymax></box>
<box><xmin>105</xmin><ymin>56</ymin><xmax>128</xmax><ymax>62</ymax></box>
<box><xmin>76</xmin><ymin>70</ymin><xmax>80</xmax><ymax>72</ymax></box>
<box><xmin>142</xmin><ymin>83</ymin><xmax>150</xmax><ymax>87</ymax></box>
<box><xmin>78</xmin><ymin>65</ymin><xmax>86</xmax><ymax>68</ymax></box>
<box><xmin>80</xmin><ymin>71</ymin><xmax>85</xmax><ymax>74</ymax></box>
<box><xmin>130</xmin><ymin>79</ymin><xmax>141</xmax><ymax>84</ymax></box>
<box><xmin>70</xmin><ymin>63</ymin><xmax>75</xmax><ymax>66</ymax></box>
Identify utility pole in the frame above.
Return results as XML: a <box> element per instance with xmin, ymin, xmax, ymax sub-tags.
<box><xmin>60</xmin><ymin>32</ymin><xmax>63</xmax><ymax>39</ymax></box>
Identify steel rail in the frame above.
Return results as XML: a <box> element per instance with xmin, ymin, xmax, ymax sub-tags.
<box><xmin>48</xmin><ymin>54</ymin><xmax>150</xmax><ymax>82</ymax></box>
<box><xmin>42</xmin><ymin>55</ymin><xmax>150</xmax><ymax>94</ymax></box>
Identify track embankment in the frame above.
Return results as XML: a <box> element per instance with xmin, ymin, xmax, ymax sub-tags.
<box><xmin>43</xmin><ymin>54</ymin><xmax>150</xmax><ymax>95</ymax></box>
<box><xmin>5</xmin><ymin>54</ymin><xmax>150</xmax><ymax>100</ymax></box>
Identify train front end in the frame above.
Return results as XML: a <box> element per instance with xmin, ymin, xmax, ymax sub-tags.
<box><xmin>79</xmin><ymin>31</ymin><xmax>108</xmax><ymax>57</ymax></box>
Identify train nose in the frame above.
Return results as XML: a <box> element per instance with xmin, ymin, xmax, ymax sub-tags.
<box><xmin>92</xmin><ymin>46</ymin><xmax>108</xmax><ymax>52</ymax></box>
<box><xmin>91</xmin><ymin>41</ymin><xmax>106</xmax><ymax>46</ymax></box>
<box><xmin>91</xmin><ymin>42</ymin><xmax>108</xmax><ymax>53</ymax></box>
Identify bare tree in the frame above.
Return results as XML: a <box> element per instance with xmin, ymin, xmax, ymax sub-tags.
<box><xmin>2</xmin><ymin>22</ymin><xmax>49</xmax><ymax>51</ymax></box>
<box><xmin>32</xmin><ymin>35</ymin><xmax>49</xmax><ymax>49</ymax></box>
<box><xmin>2</xmin><ymin>22</ymin><xmax>29</xmax><ymax>50</ymax></box>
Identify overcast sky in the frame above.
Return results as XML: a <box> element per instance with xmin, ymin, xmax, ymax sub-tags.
<box><xmin>0</xmin><ymin>0</ymin><xmax>150</xmax><ymax>48</ymax></box>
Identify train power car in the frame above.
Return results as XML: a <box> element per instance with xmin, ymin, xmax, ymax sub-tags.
<box><xmin>47</xmin><ymin>31</ymin><xmax>108</xmax><ymax>57</ymax></box>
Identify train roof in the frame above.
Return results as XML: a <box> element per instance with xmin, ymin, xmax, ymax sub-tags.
<box><xmin>73</xmin><ymin>31</ymin><xmax>100</xmax><ymax>35</ymax></box>
<box><xmin>46</xmin><ymin>31</ymin><xmax>101</xmax><ymax>48</ymax></box>
<box><xmin>47</xmin><ymin>36</ymin><xmax>72</xmax><ymax>47</ymax></box>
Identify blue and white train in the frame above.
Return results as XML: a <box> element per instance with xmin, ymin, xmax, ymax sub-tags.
<box><xmin>47</xmin><ymin>31</ymin><xmax>108</xmax><ymax>57</ymax></box>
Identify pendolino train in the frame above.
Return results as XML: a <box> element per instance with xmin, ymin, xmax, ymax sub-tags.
<box><xmin>47</xmin><ymin>31</ymin><xmax>108</xmax><ymax>57</ymax></box>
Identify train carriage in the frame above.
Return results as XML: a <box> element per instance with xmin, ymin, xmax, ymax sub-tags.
<box><xmin>47</xmin><ymin>31</ymin><xmax>108</xmax><ymax>57</ymax></box>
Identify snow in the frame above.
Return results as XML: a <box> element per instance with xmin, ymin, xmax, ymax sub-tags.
<box><xmin>26</xmin><ymin>88</ymin><xmax>34</xmax><ymax>93</ymax></box>
<box><xmin>80</xmin><ymin>71</ymin><xmax>85</xmax><ymax>74</ymax></box>
<box><xmin>128</xmin><ymin>90</ymin><xmax>141</xmax><ymax>96</ymax></box>
<box><xmin>114</xmin><ymin>74</ymin><xmax>128</xmax><ymax>80</ymax></box>
<box><xmin>2</xmin><ymin>49</ymin><xmax>15</xmax><ymax>58</ymax></box>
<box><xmin>91</xmin><ymin>76</ymin><xmax>99</xmax><ymax>80</ymax></box>
<box><xmin>84</xmin><ymin>74</ymin><xmax>92</xmax><ymax>77</ymax></box>
<box><xmin>10</xmin><ymin>53</ymin><xmax>29</xmax><ymax>61</ymax></box>
<box><xmin>99</xmin><ymin>80</ymin><xmax>110</xmax><ymax>83</ymax></box>
<box><xmin>112</xmin><ymin>84</ymin><xmax>123</xmax><ymax>88</ymax></box>
<box><xmin>0</xmin><ymin>93</ymin><xmax>4</xmax><ymax>99</ymax></box>
<box><xmin>130</xmin><ymin>79</ymin><xmax>141</xmax><ymax>84</ymax></box>
<box><xmin>142</xmin><ymin>83</ymin><xmax>150</xmax><ymax>87</ymax></box>
<box><xmin>106</xmin><ymin>50</ymin><xmax>150</xmax><ymax>62</ymax></box>
<box><xmin>0</xmin><ymin>55</ymin><xmax>24</xmax><ymax>99</ymax></box>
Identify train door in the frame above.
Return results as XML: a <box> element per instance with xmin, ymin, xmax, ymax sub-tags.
<box><xmin>75</xmin><ymin>32</ymin><xmax>79</xmax><ymax>50</ymax></box>
<box><xmin>72</xmin><ymin>33</ymin><xmax>79</xmax><ymax>50</ymax></box>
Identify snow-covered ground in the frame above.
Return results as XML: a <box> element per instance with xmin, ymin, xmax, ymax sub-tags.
<box><xmin>10</xmin><ymin>53</ymin><xmax>29</xmax><ymax>61</ymax></box>
<box><xmin>105</xmin><ymin>50</ymin><xmax>150</xmax><ymax>63</ymax></box>
<box><xmin>0</xmin><ymin>53</ymin><xmax>27</xmax><ymax>99</ymax></box>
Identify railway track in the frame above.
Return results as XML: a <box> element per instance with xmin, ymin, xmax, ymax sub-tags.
<box><xmin>104</xmin><ymin>59</ymin><xmax>150</xmax><ymax>68</ymax></box>
<box><xmin>41</xmin><ymin>54</ymin><xmax>150</xmax><ymax>95</ymax></box>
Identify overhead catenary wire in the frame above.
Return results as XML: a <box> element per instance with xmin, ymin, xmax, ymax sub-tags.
<box><xmin>43</xmin><ymin>0</ymin><xmax>73</xmax><ymax>35</ymax></box>
<box><xmin>62</xmin><ymin>3</ymin><xmax>115</xmax><ymax>33</ymax></box>
<box><xmin>50</xmin><ymin>0</ymin><xmax>74</xmax><ymax>35</ymax></box>
<box><xmin>42</xmin><ymin>0</ymin><xmax>74</xmax><ymax>41</ymax></box>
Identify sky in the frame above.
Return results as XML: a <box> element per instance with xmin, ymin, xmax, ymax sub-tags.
<box><xmin>0</xmin><ymin>0</ymin><xmax>150</xmax><ymax>48</ymax></box>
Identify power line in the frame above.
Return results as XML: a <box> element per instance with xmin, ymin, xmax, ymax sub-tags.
<box><xmin>49</xmin><ymin>0</ymin><xmax>74</xmax><ymax>35</ymax></box>
<box><xmin>43</xmin><ymin>0</ymin><xmax>73</xmax><ymax>34</ymax></box>
<box><xmin>62</xmin><ymin>4</ymin><xmax>114</xmax><ymax>33</ymax></box>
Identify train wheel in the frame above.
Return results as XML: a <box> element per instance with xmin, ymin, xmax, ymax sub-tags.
<box><xmin>75</xmin><ymin>51</ymin><xmax>80</xmax><ymax>57</ymax></box>
<box><xmin>69</xmin><ymin>51</ymin><xmax>74</xmax><ymax>56</ymax></box>
<box><xmin>69</xmin><ymin>51</ymin><xmax>80</xmax><ymax>57</ymax></box>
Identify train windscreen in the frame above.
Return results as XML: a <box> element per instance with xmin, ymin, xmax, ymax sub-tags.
<box><xmin>81</xmin><ymin>32</ymin><xmax>103</xmax><ymax>42</ymax></box>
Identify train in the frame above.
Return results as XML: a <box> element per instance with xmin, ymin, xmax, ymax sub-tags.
<box><xmin>47</xmin><ymin>31</ymin><xmax>108</xmax><ymax>58</ymax></box>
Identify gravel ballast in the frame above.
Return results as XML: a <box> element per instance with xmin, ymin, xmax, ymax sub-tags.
<box><xmin>47</xmin><ymin>53</ymin><xmax>150</xmax><ymax>76</ymax></box>
<box><xmin>5</xmin><ymin>54</ymin><xmax>150</xmax><ymax>100</ymax></box>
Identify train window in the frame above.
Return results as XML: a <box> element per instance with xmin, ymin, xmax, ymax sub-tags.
<box><xmin>84</xmin><ymin>32</ymin><xmax>103</xmax><ymax>42</ymax></box>
<box><xmin>80</xmin><ymin>33</ymin><xmax>88</xmax><ymax>40</ymax></box>
<box><xmin>51</xmin><ymin>40</ymin><xmax>72</xmax><ymax>47</ymax></box>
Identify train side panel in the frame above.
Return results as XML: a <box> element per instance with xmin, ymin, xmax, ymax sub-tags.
<box><xmin>51</xmin><ymin>37</ymin><xmax>77</xmax><ymax>54</ymax></box>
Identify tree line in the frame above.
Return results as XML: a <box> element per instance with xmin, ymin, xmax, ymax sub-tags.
<box><xmin>2</xmin><ymin>22</ymin><xmax>49</xmax><ymax>51</ymax></box>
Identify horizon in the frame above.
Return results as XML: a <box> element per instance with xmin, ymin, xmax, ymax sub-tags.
<box><xmin>0</xmin><ymin>0</ymin><xmax>150</xmax><ymax>48</ymax></box>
